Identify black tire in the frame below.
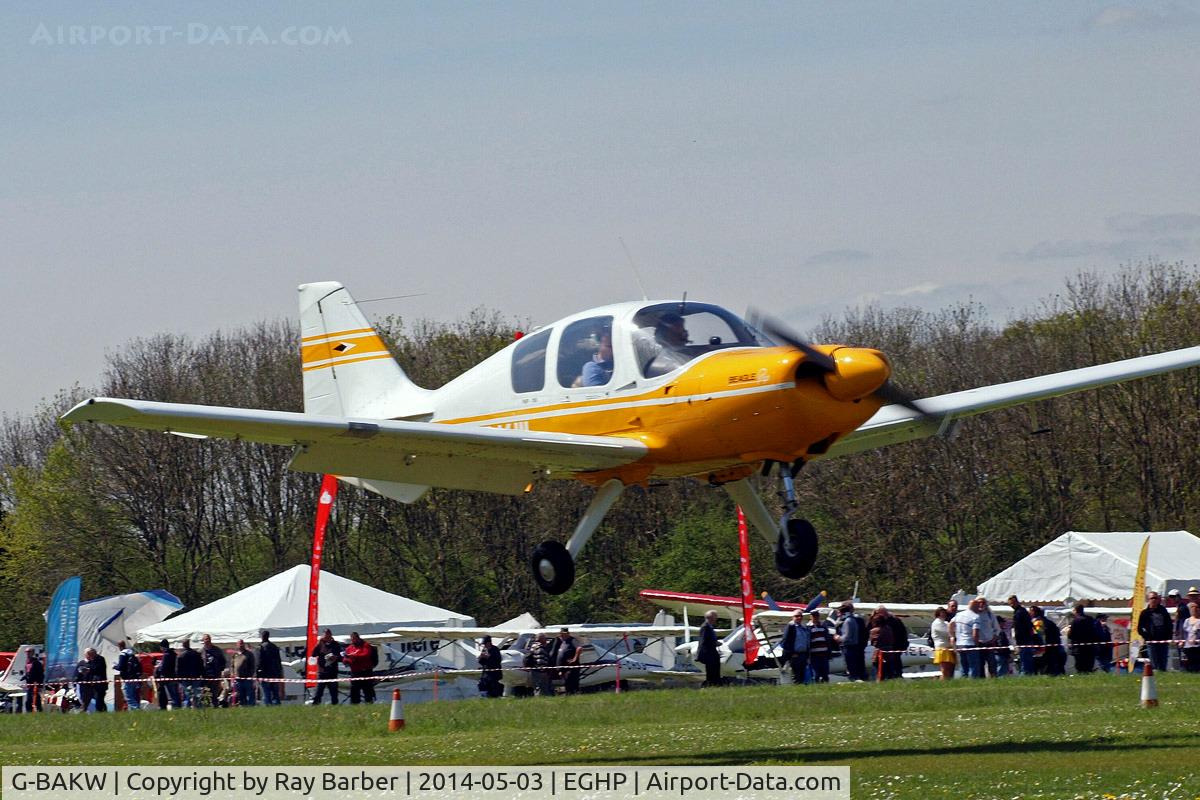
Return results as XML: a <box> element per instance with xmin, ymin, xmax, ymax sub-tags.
<box><xmin>531</xmin><ymin>540</ymin><xmax>575</xmax><ymax>594</ymax></box>
<box><xmin>775</xmin><ymin>517</ymin><xmax>818</xmax><ymax>579</ymax></box>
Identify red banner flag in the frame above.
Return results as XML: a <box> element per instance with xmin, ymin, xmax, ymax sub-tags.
<box><xmin>737</xmin><ymin>506</ymin><xmax>759</xmax><ymax>667</ymax></box>
<box><xmin>305</xmin><ymin>474</ymin><xmax>339</xmax><ymax>689</ymax></box>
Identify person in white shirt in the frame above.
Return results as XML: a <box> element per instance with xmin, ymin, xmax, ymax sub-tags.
<box><xmin>930</xmin><ymin>607</ymin><xmax>956</xmax><ymax>680</ymax></box>
<box><xmin>953</xmin><ymin>599</ymin><xmax>983</xmax><ymax>679</ymax></box>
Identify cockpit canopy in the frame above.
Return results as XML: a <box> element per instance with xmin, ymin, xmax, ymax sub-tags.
<box><xmin>631</xmin><ymin>302</ymin><xmax>773</xmax><ymax>378</ymax></box>
<box><xmin>509</xmin><ymin>302</ymin><xmax>774</xmax><ymax>393</ymax></box>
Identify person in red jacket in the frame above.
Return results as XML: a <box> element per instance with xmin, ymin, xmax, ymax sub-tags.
<box><xmin>342</xmin><ymin>632</ymin><xmax>376</xmax><ymax>705</ymax></box>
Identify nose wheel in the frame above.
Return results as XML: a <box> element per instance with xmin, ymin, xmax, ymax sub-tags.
<box><xmin>775</xmin><ymin>517</ymin><xmax>818</xmax><ymax>579</ymax></box>
<box><xmin>531</xmin><ymin>540</ymin><xmax>575</xmax><ymax>595</ymax></box>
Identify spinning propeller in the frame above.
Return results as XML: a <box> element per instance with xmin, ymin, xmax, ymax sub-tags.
<box><xmin>749</xmin><ymin>310</ymin><xmax>933</xmax><ymax>420</ymax></box>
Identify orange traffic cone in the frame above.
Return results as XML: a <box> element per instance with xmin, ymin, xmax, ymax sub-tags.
<box><xmin>1140</xmin><ymin>660</ymin><xmax>1158</xmax><ymax>708</ymax></box>
<box><xmin>388</xmin><ymin>688</ymin><xmax>406</xmax><ymax>731</ymax></box>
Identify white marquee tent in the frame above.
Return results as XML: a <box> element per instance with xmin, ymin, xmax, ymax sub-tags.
<box><xmin>136</xmin><ymin>565</ymin><xmax>473</xmax><ymax>646</ymax></box>
<box><xmin>977</xmin><ymin>530</ymin><xmax>1200</xmax><ymax>604</ymax></box>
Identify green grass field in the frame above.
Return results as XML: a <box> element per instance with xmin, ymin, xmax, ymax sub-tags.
<box><xmin>3</xmin><ymin>673</ymin><xmax>1198</xmax><ymax>799</ymax></box>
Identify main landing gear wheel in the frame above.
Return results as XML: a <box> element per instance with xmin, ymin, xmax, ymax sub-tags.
<box><xmin>531</xmin><ymin>540</ymin><xmax>575</xmax><ymax>595</ymax></box>
<box><xmin>775</xmin><ymin>517</ymin><xmax>818</xmax><ymax>579</ymax></box>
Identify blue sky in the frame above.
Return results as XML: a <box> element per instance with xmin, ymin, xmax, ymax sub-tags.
<box><xmin>3</xmin><ymin>2</ymin><xmax>1199</xmax><ymax>415</ymax></box>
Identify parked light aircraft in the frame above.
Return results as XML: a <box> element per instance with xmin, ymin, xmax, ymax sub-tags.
<box><xmin>385</xmin><ymin>615</ymin><xmax>695</xmax><ymax>694</ymax></box>
<box><xmin>62</xmin><ymin>282</ymin><xmax>1200</xmax><ymax>594</ymax></box>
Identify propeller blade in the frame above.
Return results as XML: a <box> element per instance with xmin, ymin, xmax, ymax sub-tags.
<box><xmin>873</xmin><ymin>379</ymin><xmax>930</xmax><ymax>418</ymax></box>
<box><xmin>748</xmin><ymin>309</ymin><xmax>837</xmax><ymax>373</ymax></box>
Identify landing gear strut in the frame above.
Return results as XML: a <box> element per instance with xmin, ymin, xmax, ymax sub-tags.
<box><xmin>723</xmin><ymin>468</ymin><xmax>820</xmax><ymax>580</ymax></box>
<box><xmin>529</xmin><ymin>478</ymin><xmax>624</xmax><ymax>595</ymax></box>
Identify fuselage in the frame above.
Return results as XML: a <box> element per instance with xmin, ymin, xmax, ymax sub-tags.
<box><xmin>417</xmin><ymin>300</ymin><xmax>886</xmax><ymax>484</ymax></box>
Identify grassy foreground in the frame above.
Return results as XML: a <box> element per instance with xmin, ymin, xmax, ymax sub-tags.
<box><xmin>2</xmin><ymin>673</ymin><xmax>1199</xmax><ymax>799</ymax></box>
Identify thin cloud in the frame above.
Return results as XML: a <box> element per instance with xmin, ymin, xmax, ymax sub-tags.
<box><xmin>1002</xmin><ymin>237</ymin><xmax>1197</xmax><ymax>262</ymax></box>
<box><xmin>804</xmin><ymin>249</ymin><xmax>872</xmax><ymax>267</ymax></box>
<box><xmin>1085</xmin><ymin>4</ymin><xmax>1198</xmax><ymax>31</ymax></box>
<box><xmin>1106</xmin><ymin>213</ymin><xmax>1200</xmax><ymax>236</ymax></box>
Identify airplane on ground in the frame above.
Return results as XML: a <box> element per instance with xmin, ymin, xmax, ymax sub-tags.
<box><xmin>384</xmin><ymin>614</ymin><xmax>696</xmax><ymax>695</ymax></box>
<box><xmin>62</xmin><ymin>281</ymin><xmax>1200</xmax><ymax>594</ymax></box>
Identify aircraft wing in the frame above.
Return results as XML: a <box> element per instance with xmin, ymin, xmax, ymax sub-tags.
<box><xmin>385</xmin><ymin>626</ymin><xmax>533</xmax><ymax>641</ymax></box>
<box><xmin>639</xmin><ymin>589</ymin><xmax>807</xmax><ymax>616</ymax></box>
<box><xmin>61</xmin><ymin>398</ymin><xmax>648</xmax><ymax>495</ymax></box>
<box><xmin>386</xmin><ymin>624</ymin><xmax>696</xmax><ymax>640</ymax></box>
<box><xmin>820</xmin><ymin>346</ymin><xmax>1200</xmax><ymax>459</ymax></box>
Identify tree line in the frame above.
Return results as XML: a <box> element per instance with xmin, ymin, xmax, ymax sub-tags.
<box><xmin>1</xmin><ymin>263</ymin><xmax>1198</xmax><ymax>646</ymax></box>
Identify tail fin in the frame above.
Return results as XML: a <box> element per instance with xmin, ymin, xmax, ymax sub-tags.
<box><xmin>646</xmin><ymin>610</ymin><xmax>677</xmax><ymax>670</ymax></box>
<box><xmin>298</xmin><ymin>282</ymin><xmax>433</xmax><ymax>419</ymax></box>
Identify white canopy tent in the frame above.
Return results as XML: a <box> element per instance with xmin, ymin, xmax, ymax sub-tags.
<box><xmin>136</xmin><ymin>565</ymin><xmax>473</xmax><ymax>646</ymax></box>
<box><xmin>977</xmin><ymin>530</ymin><xmax>1200</xmax><ymax>604</ymax></box>
<box><xmin>78</xmin><ymin>589</ymin><xmax>184</xmax><ymax>664</ymax></box>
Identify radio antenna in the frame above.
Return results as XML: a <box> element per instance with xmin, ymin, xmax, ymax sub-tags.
<box><xmin>357</xmin><ymin>292</ymin><xmax>427</xmax><ymax>304</ymax></box>
<box><xmin>619</xmin><ymin>237</ymin><xmax>649</xmax><ymax>301</ymax></box>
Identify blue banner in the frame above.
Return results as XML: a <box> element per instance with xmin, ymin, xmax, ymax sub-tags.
<box><xmin>45</xmin><ymin>576</ymin><xmax>82</xmax><ymax>683</ymax></box>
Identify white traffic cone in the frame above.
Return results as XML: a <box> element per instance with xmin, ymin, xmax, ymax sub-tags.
<box><xmin>1140</xmin><ymin>660</ymin><xmax>1158</xmax><ymax>708</ymax></box>
<box><xmin>388</xmin><ymin>688</ymin><xmax>405</xmax><ymax>731</ymax></box>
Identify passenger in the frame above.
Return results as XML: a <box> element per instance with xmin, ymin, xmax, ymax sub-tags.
<box><xmin>581</xmin><ymin>333</ymin><xmax>615</xmax><ymax>386</ymax></box>
<box><xmin>781</xmin><ymin>610</ymin><xmax>811</xmax><ymax>684</ymax></box>
<box><xmin>930</xmin><ymin>607</ymin><xmax>955</xmax><ymax>680</ymax></box>
<box><xmin>807</xmin><ymin>611</ymin><xmax>833</xmax><ymax>683</ymax></box>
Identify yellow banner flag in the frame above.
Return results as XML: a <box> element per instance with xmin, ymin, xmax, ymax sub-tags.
<box><xmin>1128</xmin><ymin>535</ymin><xmax>1150</xmax><ymax>672</ymax></box>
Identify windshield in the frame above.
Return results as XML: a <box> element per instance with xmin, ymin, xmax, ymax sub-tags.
<box><xmin>632</xmin><ymin>302</ymin><xmax>773</xmax><ymax>378</ymax></box>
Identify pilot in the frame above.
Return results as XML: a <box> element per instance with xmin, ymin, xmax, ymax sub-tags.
<box><xmin>581</xmin><ymin>333</ymin><xmax>615</xmax><ymax>387</ymax></box>
<box><xmin>637</xmin><ymin>313</ymin><xmax>691</xmax><ymax>377</ymax></box>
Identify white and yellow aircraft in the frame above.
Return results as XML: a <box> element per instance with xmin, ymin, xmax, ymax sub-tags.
<box><xmin>62</xmin><ymin>282</ymin><xmax>1200</xmax><ymax>594</ymax></box>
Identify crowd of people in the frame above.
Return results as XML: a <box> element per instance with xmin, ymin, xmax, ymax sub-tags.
<box><xmin>16</xmin><ymin>628</ymin><xmax>383</xmax><ymax>712</ymax></box>
<box><xmin>14</xmin><ymin>589</ymin><xmax>1200</xmax><ymax>711</ymax></box>
<box><xmin>924</xmin><ymin>588</ymin><xmax>1200</xmax><ymax>680</ymax></box>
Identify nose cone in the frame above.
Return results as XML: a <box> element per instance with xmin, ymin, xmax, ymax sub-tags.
<box><xmin>823</xmin><ymin>347</ymin><xmax>891</xmax><ymax>401</ymax></box>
